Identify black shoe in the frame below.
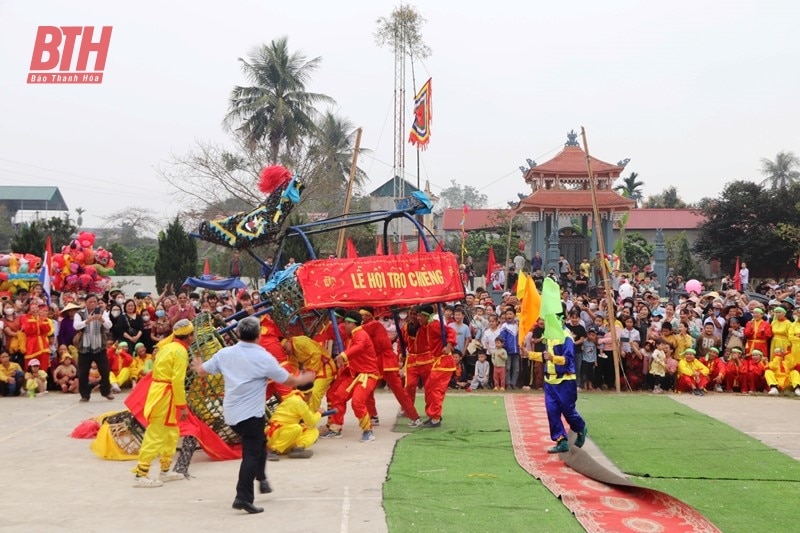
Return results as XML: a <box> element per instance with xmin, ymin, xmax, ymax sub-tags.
<box><xmin>232</xmin><ymin>499</ymin><xmax>264</xmax><ymax>514</ymax></box>
<box><xmin>421</xmin><ymin>418</ymin><xmax>441</xmax><ymax>428</ymax></box>
<box><xmin>258</xmin><ymin>479</ymin><xmax>272</xmax><ymax>494</ymax></box>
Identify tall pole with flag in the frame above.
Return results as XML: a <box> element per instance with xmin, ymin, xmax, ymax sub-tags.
<box><xmin>39</xmin><ymin>235</ymin><xmax>52</xmax><ymax>305</ymax></box>
<box><xmin>733</xmin><ymin>256</ymin><xmax>741</xmax><ymax>292</ymax></box>
<box><xmin>460</xmin><ymin>202</ymin><xmax>469</xmax><ymax>264</ymax></box>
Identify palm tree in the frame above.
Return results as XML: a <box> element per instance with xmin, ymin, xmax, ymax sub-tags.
<box><xmin>614</xmin><ymin>172</ymin><xmax>644</xmax><ymax>207</ymax></box>
<box><xmin>759</xmin><ymin>151</ymin><xmax>800</xmax><ymax>189</ymax></box>
<box><xmin>75</xmin><ymin>207</ymin><xmax>85</xmax><ymax>227</ymax></box>
<box><xmin>224</xmin><ymin>37</ymin><xmax>335</xmax><ymax>161</ymax></box>
<box><xmin>309</xmin><ymin>111</ymin><xmax>369</xmax><ymax>187</ymax></box>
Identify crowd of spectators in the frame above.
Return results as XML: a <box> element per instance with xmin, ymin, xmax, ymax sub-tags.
<box><xmin>0</xmin><ymin>284</ymin><xmax>263</xmax><ymax>398</ymax></box>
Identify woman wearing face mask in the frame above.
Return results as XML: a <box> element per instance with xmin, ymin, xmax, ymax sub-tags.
<box><xmin>140</xmin><ymin>308</ymin><xmax>155</xmax><ymax>353</ymax></box>
<box><xmin>117</xmin><ymin>299</ymin><xmax>143</xmax><ymax>347</ymax></box>
<box><xmin>108</xmin><ymin>303</ymin><xmax>126</xmax><ymax>342</ymax></box>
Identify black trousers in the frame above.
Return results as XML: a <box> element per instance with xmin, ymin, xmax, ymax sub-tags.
<box><xmin>231</xmin><ymin>415</ymin><xmax>267</xmax><ymax>503</ymax></box>
<box><xmin>78</xmin><ymin>348</ymin><xmax>111</xmax><ymax>399</ymax></box>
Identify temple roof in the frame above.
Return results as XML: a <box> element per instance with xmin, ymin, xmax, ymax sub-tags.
<box><xmin>517</xmin><ymin>189</ymin><xmax>635</xmax><ymax>212</ymax></box>
<box><xmin>524</xmin><ymin>146</ymin><xmax>624</xmax><ymax>179</ymax></box>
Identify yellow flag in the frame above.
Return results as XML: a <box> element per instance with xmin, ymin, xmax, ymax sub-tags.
<box><xmin>517</xmin><ymin>273</ymin><xmax>541</xmax><ymax>351</ymax></box>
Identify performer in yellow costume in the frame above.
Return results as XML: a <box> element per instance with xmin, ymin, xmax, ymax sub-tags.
<box><xmin>281</xmin><ymin>335</ymin><xmax>336</xmax><ymax>412</ymax></box>
<box><xmin>267</xmin><ymin>387</ymin><xmax>322</xmax><ymax>458</ymax></box>
<box><xmin>769</xmin><ymin>307</ymin><xmax>791</xmax><ymax>359</ymax></box>
<box><xmin>132</xmin><ymin>319</ymin><xmax>194</xmax><ymax>488</ymax></box>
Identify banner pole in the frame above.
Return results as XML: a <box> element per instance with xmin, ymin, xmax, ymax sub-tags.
<box><xmin>336</xmin><ymin>127</ymin><xmax>363</xmax><ymax>258</ymax></box>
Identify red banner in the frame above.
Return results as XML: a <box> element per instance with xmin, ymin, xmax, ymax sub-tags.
<box><xmin>296</xmin><ymin>252</ymin><xmax>466</xmax><ymax>310</ymax></box>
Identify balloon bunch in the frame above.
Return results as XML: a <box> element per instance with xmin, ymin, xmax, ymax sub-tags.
<box><xmin>52</xmin><ymin>231</ymin><xmax>116</xmax><ymax>293</ymax></box>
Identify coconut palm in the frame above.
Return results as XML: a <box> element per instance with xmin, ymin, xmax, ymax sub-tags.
<box><xmin>224</xmin><ymin>37</ymin><xmax>335</xmax><ymax>161</ymax></box>
<box><xmin>75</xmin><ymin>207</ymin><xmax>85</xmax><ymax>227</ymax></box>
<box><xmin>759</xmin><ymin>151</ymin><xmax>800</xmax><ymax>189</ymax></box>
<box><xmin>614</xmin><ymin>172</ymin><xmax>644</xmax><ymax>208</ymax></box>
<box><xmin>309</xmin><ymin>111</ymin><xmax>369</xmax><ymax>187</ymax></box>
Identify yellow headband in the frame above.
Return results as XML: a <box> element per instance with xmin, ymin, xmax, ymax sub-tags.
<box><xmin>173</xmin><ymin>322</ymin><xmax>195</xmax><ymax>336</ymax></box>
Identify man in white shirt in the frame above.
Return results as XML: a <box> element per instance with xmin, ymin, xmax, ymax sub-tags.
<box><xmin>739</xmin><ymin>262</ymin><xmax>750</xmax><ymax>291</ymax></box>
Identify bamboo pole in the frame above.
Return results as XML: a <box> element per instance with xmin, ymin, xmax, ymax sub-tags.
<box><xmin>503</xmin><ymin>214</ymin><xmax>514</xmax><ymax>291</ymax></box>
<box><xmin>336</xmin><ymin>128</ymin><xmax>363</xmax><ymax>258</ymax></box>
<box><xmin>580</xmin><ymin>127</ymin><xmax>622</xmax><ymax>392</ymax></box>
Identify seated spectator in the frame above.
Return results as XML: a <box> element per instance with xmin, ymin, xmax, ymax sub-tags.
<box><xmin>25</xmin><ymin>359</ymin><xmax>48</xmax><ymax>397</ymax></box>
<box><xmin>725</xmin><ymin>347</ymin><xmax>745</xmax><ymax>392</ymax></box>
<box><xmin>52</xmin><ymin>347</ymin><xmax>78</xmax><ymax>393</ymax></box>
<box><xmin>765</xmin><ymin>348</ymin><xmax>796</xmax><ymax>395</ymax></box>
<box><xmin>130</xmin><ymin>342</ymin><xmax>153</xmax><ymax>386</ymax></box>
<box><xmin>468</xmin><ymin>351</ymin><xmax>490</xmax><ymax>392</ymax></box>
<box><xmin>740</xmin><ymin>349</ymin><xmax>767</xmax><ymax>394</ymax></box>
<box><xmin>107</xmin><ymin>341</ymin><xmax>134</xmax><ymax>393</ymax></box>
<box><xmin>0</xmin><ymin>351</ymin><xmax>24</xmax><ymax>396</ymax></box>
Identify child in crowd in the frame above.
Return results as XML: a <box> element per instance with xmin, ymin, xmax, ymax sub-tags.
<box><xmin>641</xmin><ymin>339</ymin><xmax>655</xmax><ymax>388</ymax></box>
<box><xmin>663</xmin><ymin>344</ymin><xmax>678</xmax><ymax>392</ymax></box>
<box><xmin>468</xmin><ymin>352</ymin><xmax>490</xmax><ymax>391</ymax></box>
<box><xmin>25</xmin><ymin>359</ymin><xmax>48</xmax><ymax>397</ymax></box>
<box><xmin>52</xmin><ymin>347</ymin><xmax>78</xmax><ymax>393</ymax></box>
<box><xmin>649</xmin><ymin>339</ymin><xmax>668</xmax><ymax>394</ymax></box>
<box><xmin>580</xmin><ymin>328</ymin><xmax>598</xmax><ymax>391</ymax></box>
<box><xmin>449</xmin><ymin>351</ymin><xmax>469</xmax><ymax>390</ymax></box>
<box><xmin>88</xmin><ymin>361</ymin><xmax>101</xmax><ymax>391</ymax></box>
<box><xmin>491</xmin><ymin>337</ymin><xmax>508</xmax><ymax>391</ymax></box>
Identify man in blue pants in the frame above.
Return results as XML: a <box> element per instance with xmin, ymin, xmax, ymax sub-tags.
<box><xmin>530</xmin><ymin>331</ymin><xmax>588</xmax><ymax>453</ymax></box>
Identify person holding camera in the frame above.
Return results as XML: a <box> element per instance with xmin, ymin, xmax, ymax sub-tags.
<box><xmin>73</xmin><ymin>294</ymin><xmax>114</xmax><ymax>401</ymax></box>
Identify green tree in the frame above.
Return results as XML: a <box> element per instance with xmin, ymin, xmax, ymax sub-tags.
<box><xmin>224</xmin><ymin>37</ymin><xmax>334</xmax><ymax>159</ymax></box>
<box><xmin>10</xmin><ymin>222</ymin><xmax>45</xmax><ymax>256</ymax></box>
<box><xmin>645</xmin><ymin>186</ymin><xmax>688</xmax><ymax>208</ymax></box>
<box><xmin>760</xmin><ymin>150</ymin><xmax>800</xmax><ymax>189</ymax></box>
<box><xmin>439</xmin><ymin>180</ymin><xmax>488</xmax><ymax>209</ymax></box>
<box><xmin>109</xmin><ymin>243</ymin><xmax>158</xmax><ymax>275</ymax></box>
<box><xmin>620</xmin><ymin>232</ymin><xmax>653</xmax><ymax>270</ymax></box>
<box><xmin>673</xmin><ymin>231</ymin><xmax>702</xmax><ymax>279</ymax></box>
<box><xmin>10</xmin><ymin>216</ymin><xmax>76</xmax><ymax>255</ymax></box>
<box><xmin>694</xmin><ymin>181</ymin><xmax>799</xmax><ymax>277</ymax></box>
<box><xmin>154</xmin><ymin>217</ymin><xmax>198</xmax><ymax>291</ymax></box>
<box><xmin>614</xmin><ymin>172</ymin><xmax>644</xmax><ymax>207</ymax></box>
<box><xmin>0</xmin><ymin>205</ymin><xmax>15</xmax><ymax>251</ymax></box>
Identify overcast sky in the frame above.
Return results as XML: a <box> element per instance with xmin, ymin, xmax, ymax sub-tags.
<box><xmin>2</xmin><ymin>0</ymin><xmax>798</xmax><ymax>231</ymax></box>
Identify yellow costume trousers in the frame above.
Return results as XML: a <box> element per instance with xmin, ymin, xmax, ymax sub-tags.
<box><xmin>307</xmin><ymin>375</ymin><xmax>334</xmax><ymax>413</ymax></box>
<box><xmin>110</xmin><ymin>368</ymin><xmax>132</xmax><ymax>387</ymax></box>
<box><xmin>135</xmin><ymin>400</ymin><xmax>179</xmax><ymax>474</ymax></box>
<box><xmin>268</xmin><ymin>424</ymin><xmax>319</xmax><ymax>454</ymax></box>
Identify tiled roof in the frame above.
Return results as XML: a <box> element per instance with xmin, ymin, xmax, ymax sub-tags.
<box><xmin>441</xmin><ymin>208</ymin><xmax>511</xmax><ymax>231</ymax></box>
<box><xmin>517</xmin><ymin>189</ymin><xmax>635</xmax><ymax>211</ymax></box>
<box><xmin>524</xmin><ymin>146</ymin><xmax>623</xmax><ymax>178</ymax></box>
<box><xmin>623</xmin><ymin>209</ymin><xmax>706</xmax><ymax>230</ymax></box>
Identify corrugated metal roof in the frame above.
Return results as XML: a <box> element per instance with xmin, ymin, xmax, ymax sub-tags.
<box><xmin>369</xmin><ymin>176</ymin><xmax>421</xmax><ymax>198</ymax></box>
<box><xmin>0</xmin><ymin>186</ymin><xmax>68</xmax><ymax>211</ymax></box>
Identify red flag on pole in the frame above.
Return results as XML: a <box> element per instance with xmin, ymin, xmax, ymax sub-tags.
<box><xmin>486</xmin><ymin>246</ymin><xmax>497</xmax><ymax>287</ymax></box>
<box><xmin>408</xmin><ymin>78</ymin><xmax>432</xmax><ymax>150</ymax></box>
<box><xmin>346</xmin><ymin>238</ymin><xmax>358</xmax><ymax>258</ymax></box>
<box><xmin>376</xmin><ymin>237</ymin><xmax>383</xmax><ymax>255</ymax></box>
<box><xmin>417</xmin><ymin>235</ymin><xmax>427</xmax><ymax>253</ymax></box>
<box><xmin>203</xmin><ymin>258</ymin><xmax>210</xmax><ymax>276</ymax></box>
<box><xmin>401</xmin><ymin>239</ymin><xmax>409</xmax><ymax>255</ymax></box>
<box><xmin>387</xmin><ymin>240</ymin><xmax>394</xmax><ymax>255</ymax></box>
<box><xmin>733</xmin><ymin>256</ymin><xmax>741</xmax><ymax>291</ymax></box>
<box><xmin>435</xmin><ymin>241</ymin><xmax>444</xmax><ymax>252</ymax></box>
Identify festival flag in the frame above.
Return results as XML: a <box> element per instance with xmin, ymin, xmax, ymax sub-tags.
<box><xmin>346</xmin><ymin>238</ymin><xmax>358</xmax><ymax>258</ymax></box>
<box><xmin>401</xmin><ymin>239</ymin><xmax>409</xmax><ymax>255</ymax></box>
<box><xmin>203</xmin><ymin>258</ymin><xmax>211</xmax><ymax>276</ymax></box>
<box><xmin>516</xmin><ymin>273</ymin><xmax>541</xmax><ymax>351</ymax></box>
<box><xmin>486</xmin><ymin>246</ymin><xmax>497</xmax><ymax>286</ymax></box>
<box><xmin>435</xmin><ymin>240</ymin><xmax>444</xmax><ymax>252</ymax></box>
<box><xmin>376</xmin><ymin>237</ymin><xmax>383</xmax><ymax>256</ymax></box>
<box><xmin>540</xmin><ymin>277</ymin><xmax>565</xmax><ymax>342</ymax></box>
<box><xmin>417</xmin><ymin>235</ymin><xmax>427</xmax><ymax>253</ymax></box>
<box><xmin>797</xmin><ymin>254</ymin><xmax>800</xmax><ymax>269</ymax></box>
<box><xmin>39</xmin><ymin>235</ymin><xmax>52</xmax><ymax>305</ymax></box>
<box><xmin>408</xmin><ymin>78</ymin><xmax>432</xmax><ymax>150</ymax></box>
<box><xmin>732</xmin><ymin>256</ymin><xmax>741</xmax><ymax>292</ymax></box>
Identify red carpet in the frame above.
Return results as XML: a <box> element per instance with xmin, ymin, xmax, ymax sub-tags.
<box><xmin>506</xmin><ymin>395</ymin><xmax>721</xmax><ymax>533</ymax></box>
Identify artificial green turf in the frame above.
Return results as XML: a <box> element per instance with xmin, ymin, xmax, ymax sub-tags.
<box><xmin>578</xmin><ymin>394</ymin><xmax>800</xmax><ymax>533</ymax></box>
<box><xmin>383</xmin><ymin>395</ymin><xmax>583</xmax><ymax>533</ymax></box>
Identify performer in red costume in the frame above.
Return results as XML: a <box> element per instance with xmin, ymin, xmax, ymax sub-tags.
<box><xmin>259</xmin><ymin>314</ymin><xmax>296</xmax><ymax>398</ymax></box>
<box><xmin>740</xmin><ymin>349</ymin><xmax>767</xmax><ymax>394</ymax></box>
<box><xmin>416</xmin><ymin>304</ymin><xmax>456</xmax><ymax>428</ymax></box>
<box><xmin>359</xmin><ymin>306</ymin><xmax>422</xmax><ymax>428</ymax></box>
<box><xmin>704</xmin><ymin>347</ymin><xmax>726</xmax><ymax>392</ymax></box>
<box><xmin>324</xmin><ymin>311</ymin><xmax>381</xmax><ymax>442</ymax></box>
<box><xmin>744</xmin><ymin>308</ymin><xmax>772</xmax><ymax>356</ymax></box>
<box><xmin>402</xmin><ymin>307</ymin><xmax>432</xmax><ymax>415</ymax></box>
<box><xmin>724</xmin><ymin>347</ymin><xmax>744</xmax><ymax>392</ymax></box>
